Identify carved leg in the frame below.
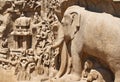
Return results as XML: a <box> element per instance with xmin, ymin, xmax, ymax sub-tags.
<box><xmin>115</xmin><ymin>71</ymin><xmax>120</xmax><ymax>82</ymax></box>
<box><xmin>70</xmin><ymin>40</ymin><xmax>83</xmax><ymax>81</ymax></box>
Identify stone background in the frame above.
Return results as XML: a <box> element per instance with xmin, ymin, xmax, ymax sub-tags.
<box><xmin>59</xmin><ymin>0</ymin><xmax>120</xmax><ymax>19</ymax></box>
<box><xmin>1</xmin><ymin>0</ymin><xmax>120</xmax><ymax>19</ymax></box>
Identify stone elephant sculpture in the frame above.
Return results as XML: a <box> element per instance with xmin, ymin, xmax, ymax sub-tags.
<box><xmin>52</xmin><ymin>5</ymin><xmax>120</xmax><ymax>82</ymax></box>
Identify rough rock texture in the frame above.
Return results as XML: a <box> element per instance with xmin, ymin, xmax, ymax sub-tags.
<box><xmin>1</xmin><ymin>0</ymin><xmax>120</xmax><ymax>19</ymax></box>
<box><xmin>60</xmin><ymin>0</ymin><xmax>120</xmax><ymax>18</ymax></box>
<box><xmin>0</xmin><ymin>0</ymin><xmax>119</xmax><ymax>82</ymax></box>
<box><xmin>0</xmin><ymin>68</ymin><xmax>17</xmax><ymax>82</ymax></box>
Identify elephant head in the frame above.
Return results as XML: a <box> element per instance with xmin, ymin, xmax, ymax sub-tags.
<box><xmin>50</xmin><ymin>6</ymin><xmax>86</xmax><ymax>79</ymax></box>
<box><xmin>61</xmin><ymin>5</ymin><xmax>84</xmax><ymax>40</ymax></box>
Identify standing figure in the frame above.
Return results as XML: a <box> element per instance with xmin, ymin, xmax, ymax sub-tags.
<box><xmin>0</xmin><ymin>19</ymin><xmax>5</xmax><ymax>38</ymax></box>
<box><xmin>28</xmin><ymin>0</ymin><xmax>36</xmax><ymax>8</ymax></box>
<box><xmin>17</xmin><ymin>58</ymin><xmax>31</xmax><ymax>81</ymax></box>
<box><xmin>22</xmin><ymin>0</ymin><xmax>30</xmax><ymax>9</ymax></box>
<box><xmin>43</xmin><ymin>51</ymin><xmax>50</xmax><ymax>76</ymax></box>
<box><xmin>34</xmin><ymin>0</ymin><xmax>42</xmax><ymax>10</ymax></box>
<box><xmin>33</xmin><ymin>12</ymin><xmax>42</xmax><ymax>24</ymax></box>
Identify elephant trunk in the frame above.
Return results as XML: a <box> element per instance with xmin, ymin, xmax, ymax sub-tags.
<box><xmin>52</xmin><ymin>22</ymin><xmax>64</xmax><ymax>48</ymax></box>
<box><xmin>52</xmin><ymin>37</ymin><xmax>64</xmax><ymax>48</ymax></box>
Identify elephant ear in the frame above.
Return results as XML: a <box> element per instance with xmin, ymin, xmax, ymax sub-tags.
<box><xmin>70</xmin><ymin>12</ymin><xmax>81</xmax><ymax>39</ymax></box>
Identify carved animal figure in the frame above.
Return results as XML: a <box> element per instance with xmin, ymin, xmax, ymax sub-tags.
<box><xmin>52</xmin><ymin>5</ymin><xmax>120</xmax><ymax>82</ymax></box>
<box><xmin>87</xmin><ymin>68</ymin><xmax>113</xmax><ymax>82</ymax></box>
<box><xmin>87</xmin><ymin>69</ymin><xmax>105</xmax><ymax>82</ymax></box>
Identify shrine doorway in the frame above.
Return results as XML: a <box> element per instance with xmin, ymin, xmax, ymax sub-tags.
<box><xmin>14</xmin><ymin>35</ymin><xmax>32</xmax><ymax>49</ymax></box>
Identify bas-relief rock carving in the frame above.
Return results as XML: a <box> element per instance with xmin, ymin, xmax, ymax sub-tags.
<box><xmin>0</xmin><ymin>0</ymin><xmax>119</xmax><ymax>82</ymax></box>
<box><xmin>57</xmin><ymin>5</ymin><xmax>120</xmax><ymax>82</ymax></box>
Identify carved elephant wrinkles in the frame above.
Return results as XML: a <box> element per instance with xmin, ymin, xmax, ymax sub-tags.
<box><xmin>53</xmin><ymin>5</ymin><xmax>120</xmax><ymax>82</ymax></box>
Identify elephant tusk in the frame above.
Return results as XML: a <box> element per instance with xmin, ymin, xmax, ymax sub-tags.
<box><xmin>55</xmin><ymin>41</ymin><xmax>68</xmax><ymax>78</ymax></box>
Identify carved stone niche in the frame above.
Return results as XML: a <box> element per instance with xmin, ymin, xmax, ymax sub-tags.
<box><xmin>11</xmin><ymin>14</ymin><xmax>32</xmax><ymax>49</ymax></box>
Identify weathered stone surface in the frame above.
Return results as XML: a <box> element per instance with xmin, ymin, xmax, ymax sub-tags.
<box><xmin>0</xmin><ymin>0</ymin><xmax>120</xmax><ymax>82</ymax></box>
<box><xmin>59</xmin><ymin>0</ymin><xmax>120</xmax><ymax>18</ymax></box>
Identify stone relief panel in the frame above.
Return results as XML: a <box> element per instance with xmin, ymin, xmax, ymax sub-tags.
<box><xmin>0</xmin><ymin>0</ymin><xmax>118</xmax><ymax>82</ymax></box>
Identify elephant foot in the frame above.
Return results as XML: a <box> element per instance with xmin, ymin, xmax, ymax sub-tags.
<box><xmin>60</xmin><ymin>73</ymin><xmax>81</xmax><ymax>81</ymax></box>
<box><xmin>115</xmin><ymin>71</ymin><xmax>120</xmax><ymax>82</ymax></box>
<box><xmin>69</xmin><ymin>73</ymin><xmax>81</xmax><ymax>81</ymax></box>
<box><xmin>115</xmin><ymin>77</ymin><xmax>120</xmax><ymax>82</ymax></box>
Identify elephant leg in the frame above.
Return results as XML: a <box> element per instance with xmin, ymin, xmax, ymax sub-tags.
<box><xmin>70</xmin><ymin>40</ymin><xmax>83</xmax><ymax>81</ymax></box>
<box><xmin>114</xmin><ymin>71</ymin><xmax>120</xmax><ymax>82</ymax></box>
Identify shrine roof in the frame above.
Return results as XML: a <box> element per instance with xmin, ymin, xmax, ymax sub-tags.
<box><xmin>15</xmin><ymin>16</ymin><xmax>31</xmax><ymax>26</ymax></box>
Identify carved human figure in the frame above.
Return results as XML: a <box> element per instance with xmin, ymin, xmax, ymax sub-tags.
<box><xmin>22</xmin><ymin>0</ymin><xmax>30</xmax><ymax>9</ymax></box>
<box><xmin>43</xmin><ymin>52</ymin><xmax>50</xmax><ymax>76</ymax></box>
<box><xmin>50</xmin><ymin>47</ymin><xmax>59</xmax><ymax>70</ymax></box>
<box><xmin>26</xmin><ymin>49</ymin><xmax>35</xmax><ymax>63</ymax></box>
<box><xmin>9</xmin><ymin>53</ymin><xmax>19</xmax><ymax>74</ymax></box>
<box><xmin>17</xmin><ymin>58</ymin><xmax>31</xmax><ymax>81</ymax></box>
<box><xmin>33</xmin><ymin>12</ymin><xmax>42</xmax><ymax>24</ymax></box>
<box><xmin>1</xmin><ymin>38</ymin><xmax>8</xmax><ymax>48</ymax></box>
<box><xmin>0</xmin><ymin>19</ymin><xmax>6</xmax><ymax>38</ymax></box>
<box><xmin>0</xmin><ymin>38</ymin><xmax>10</xmax><ymax>59</ymax></box>
<box><xmin>28</xmin><ymin>0</ymin><xmax>36</xmax><ymax>8</ymax></box>
<box><xmin>36</xmin><ymin>49</ymin><xmax>43</xmax><ymax>66</ymax></box>
<box><xmin>40</xmin><ymin>29</ymin><xmax>48</xmax><ymax>39</ymax></box>
<box><xmin>34</xmin><ymin>0</ymin><xmax>42</xmax><ymax>10</ymax></box>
